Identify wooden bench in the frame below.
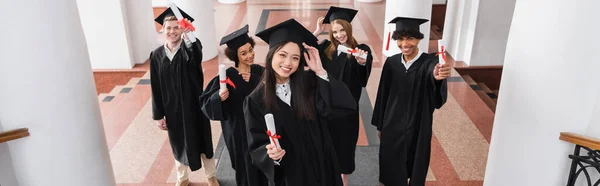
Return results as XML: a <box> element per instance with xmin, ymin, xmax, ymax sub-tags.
<box><xmin>559</xmin><ymin>132</ymin><xmax>600</xmax><ymax>185</ymax></box>
<box><xmin>0</xmin><ymin>128</ymin><xmax>30</xmax><ymax>143</ymax></box>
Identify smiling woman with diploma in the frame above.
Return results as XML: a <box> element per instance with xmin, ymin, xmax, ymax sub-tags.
<box><xmin>243</xmin><ymin>19</ymin><xmax>357</xmax><ymax>186</ymax></box>
<box><xmin>199</xmin><ymin>25</ymin><xmax>266</xmax><ymax>186</ymax></box>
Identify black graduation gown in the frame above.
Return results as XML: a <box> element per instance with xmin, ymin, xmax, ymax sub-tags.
<box><xmin>199</xmin><ymin>64</ymin><xmax>267</xmax><ymax>186</ymax></box>
<box><xmin>318</xmin><ymin>40</ymin><xmax>373</xmax><ymax>174</ymax></box>
<box><xmin>150</xmin><ymin>38</ymin><xmax>214</xmax><ymax>171</ymax></box>
<box><xmin>371</xmin><ymin>53</ymin><xmax>447</xmax><ymax>186</ymax></box>
<box><xmin>243</xmin><ymin>71</ymin><xmax>357</xmax><ymax>186</ymax></box>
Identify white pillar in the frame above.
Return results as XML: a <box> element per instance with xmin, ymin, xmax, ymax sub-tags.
<box><xmin>218</xmin><ymin>0</ymin><xmax>246</xmax><ymax>4</ymax></box>
<box><xmin>76</xmin><ymin>0</ymin><xmax>134</xmax><ymax>69</ymax></box>
<box><xmin>454</xmin><ymin>0</ymin><xmax>479</xmax><ymax>65</ymax></box>
<box><xmin>123</xmin><ymin>0</ymin><xmax>160</xmax><ymax>64</ymax></box>
<box><xmin>441</xmin><ymin>0</ymin><xmax>463</xmax><ymax>57</ymax></box>
<box><xmin>173</xmin><ymin>0</ymin><xmax>219</xmax><ymax>62</ymax></box>
<box><xmin>483</xmin><ymin>0</ymin><xmax>600</xmax><ymax>185</ymax></box>
<box><xmin>463</xmin><ymin>0</ymin><xmax>516</xmax><ymax>66</ymax></box>
<box><xmin>381</xmin><ymin>0</ymin><xmax>433</xmax><ymax>57</ymax></box>
<box><xmin>357</xmin><ymin>0</ymin><xmax>383</xmax><ymax>2</ymax></box>
<box><xmin>0</xmin><ymin>0</ymin><xmax>116</xmax><ymax>185</ymax></box>
<box><xmin>587</xmin><ymin>90</ymin><xmax>600</xmax><ymax>137</ymax></box>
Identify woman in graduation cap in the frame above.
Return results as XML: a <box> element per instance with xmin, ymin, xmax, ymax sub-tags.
<box><xmin>243</xmin><ymin>18</ymin><xmax>357</xmax><ymax>186</ymax></box>
<box><xmin>149</xmin><ymin>6</ymin><xmax>219</xmax><ymax>186</ymax></box>
<box><xmin>199</xmin><ymin>25</ymin><xmax>267</xmax><ymax>186</ymax></box>
<box><xmin>371</xmin><ymin>17</ymin><xmax>450</xmax><ymax>186</ymax></box>
<box><xmin>312</xmin><ymin>6</ymin><xmax>373</xmax><ymax>185</ymax></box>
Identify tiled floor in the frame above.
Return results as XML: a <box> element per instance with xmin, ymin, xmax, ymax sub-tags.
<box><xmin>98</xmin><ymin>1</ymin><xmax>494</xmax><ymax>185</ymax></box>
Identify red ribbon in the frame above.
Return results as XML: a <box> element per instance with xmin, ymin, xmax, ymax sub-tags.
<box><xmin>266</xmin><ymin>130</ymin><xmax>281</xmax><ymax>149</ymax></box>
<box><xmin>178</xmin><ymin>19</ymin><xmax>195</xmax><ymax>31</ymax></box>
<box><xmin>436</xmin><ymin>46</ymin><xmax>447</xmax><ymax>63</ymax></box>
<box><xmin>347</xmin><ymin>48</ymin><xmax>357</xmax><ymax>55</ymax></box>
<box><xmin>386</xmin><ymin>31</ymin><xmax>391</xmax><ymax>51</ymax></box>
<box><xmin>220</xmin><ymin>77</ymin><xmax>236</xmax><ymax>89</ymax></box>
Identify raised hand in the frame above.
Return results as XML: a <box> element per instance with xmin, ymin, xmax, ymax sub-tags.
<box><xmin>239</xmin><ymin>72</ymin><xmax>251</xmax><ymax>82</ymax></box>
<box><xmin>434</xmin><ymin>63</ymin><xmax>451</xmax><ymax>80</ymax></box>
<box><xmin>302</xmin><ymin>43</ymin><xmax>326</xmax><ymax>76</ymax></box>
<box><xmin>313</xmin><ymin>17</ymin><xmax>325</xmax><ymax>36</ymax></box>
<box><xmin>354</xmin><ymin>48</ymin><xmax>369</xmax><ymax>65</ymax></box>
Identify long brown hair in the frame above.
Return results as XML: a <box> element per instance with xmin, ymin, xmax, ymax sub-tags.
<box><xmin>260</xmin><ymin>42</ymin><xmax>316</xmax><ymax>120</ymax></box>
<box><xmin>325</xmin><ymin>19</ymin><xmax>358</xmax><ymax>60</ymax></box>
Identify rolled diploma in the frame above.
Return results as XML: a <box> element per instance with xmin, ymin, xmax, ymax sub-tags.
<box><xmin>219</xmin><ymin>64</ymin><xmax>226</xmax><ymax>91</ymax></box>
<box><xmin>337</xmin><ymin>45</ymin><xmax>367</xmax><ymax>59</ymax></box>
<box><xmin>168</xmin><ymin>2</ymin><xmax>196</xmax><ymax>42</ymax></box>
<box><xmin>264</xmin><ymin>114</ymin><xmax>281</xmax><ymax>150</ymax></box>
<box><xmin>437</xmin><ymin>40</ymin><xmax>446</xmax><ymax>65</ymax></box>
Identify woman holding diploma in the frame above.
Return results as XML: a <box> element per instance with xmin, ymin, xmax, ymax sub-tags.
<box><xmin>312</xmin><ymin>6</ymin><xmax>373</xmax><ymax>184</ymax></box>
<box><xmin>243</xmin><ymin>19</ymin><xmax>356</xmax><ymax>186</ymax></box>
<box><xmin>199</xmin><ymin>25</ymin><xmax>266</xmax><ymax>186</ymax></box>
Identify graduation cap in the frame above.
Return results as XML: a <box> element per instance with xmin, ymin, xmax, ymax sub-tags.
<box><xmin>323</xmin><ymin>6</ymin><xmax>358</xmax><ymax>24</ymax></box>
<box><xmin>256</xmin><ymin>19</ymin><xmax>318</xmax><ymax>66</ymax></box>
<box><xmin>389</xmin><ymin>17</ymin><xmax>429</xmax><ymax>33</ymax></box>
<box><xmin>220</xmin><ymin>25</ymin><xmax>250</xmax><ymax>49</ymax></box>
<box><xmin>255</xmin><ymin>19</ymin><xmax>318</xmax><ymax>49</ymax></box>
<box><xmin>154</xmin><ymin>6</ymin><xmax>195</xmax><ymax>26</ymax></box>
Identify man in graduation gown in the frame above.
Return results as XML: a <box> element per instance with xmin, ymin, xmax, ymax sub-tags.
<box><xmin>371</xmin><ymin>17</ymin><xmax>450</xmax><ymax>186</ymax></box>
<box><xmin>150</xmin><ymin>7</ymin><xmax>218</xmax><ymax>186</ymax></box>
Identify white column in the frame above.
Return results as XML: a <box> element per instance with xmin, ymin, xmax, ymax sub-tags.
<box><xmin>483</xmin><ymin>0</ymin><xmax>600</xmax><ymax>185</ymax></box>
<box><xmin>218</xmin><ymin>0</ymin><xmax>246</xmax><ymax>4</ymax></box>
<box><xmin>587</xmin><ymin>90</ymin><xmax>600</xmax><ymax>137</ymax></box>
<box><xmin>0</xmin><ymin>0</ymin><xmax>116</xmax><ymax>185</ymax></box>
<box><xmin>173</xmin><ymin>0</ymin><xmax>219</xmax><ymax>62</ymax></box>
<box><xmin>76</xmin><ymin>0</ymin><xmax>134</xmax><ymax>69</ymax></box>
<box><xmin>122</xmin><ymin>0</ymin><xmax>160</xmax><ymax>64</ymax></box>
<box><xmin>441</xmin><ymin>0</ymin><xmax>463</xmax><ymax>57</ymax></box>
<box><xmin>463</xmin><ymin>0</ymin><xmax>516</xmax><ymax>66</ymax></box>
<box><xmin>357</xmin><ymin>0</ymin><xmax>383</xmax><ymax>2</ymax></box>
<box><xmin>454</xmin><ymin>0</ymin><xmax>479</xmax><ymax>65</ymax></box>
<box><xmin>381</xmin><ymin>0</ymin><xmax>433</xmax><ymax>57</ymax></box>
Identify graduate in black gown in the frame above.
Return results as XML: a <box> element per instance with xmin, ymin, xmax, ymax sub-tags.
<box><xmin>199</xmin><ymin>25</ymin><xmax>267</xmax><ymax>186</ymax></box>
<box><xmin>371</xmin><ymin>17</ymin><xmax>451</xmax><ymax>186</ymax></box>
<box><xmin>312</xmin><ymin>7</ymin><xmax>373</xmax><ymax>184</ymax></box>
<box><xmin>150</xmin><ymin>7</ymin><xmax>218</xmax><ymax>186</ymax></box>
<box><xmin>243</xmin><ymin>19</ymin><xmax>357</xmax><ymax>186</ymax></box>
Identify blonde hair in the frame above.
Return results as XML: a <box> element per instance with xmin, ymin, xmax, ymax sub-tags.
<box><xmin>325</xmin><ymin>19</ymin><xmax>358</xmax><ymax>60</ymax></box>
<box><xmin>163</xmin><ymin>15</ymin><xmax>177</xmax><ymax>23</ymax></box>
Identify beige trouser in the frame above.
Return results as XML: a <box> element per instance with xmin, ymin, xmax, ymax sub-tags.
<box><xmin>175</xmin><ymin>153</ymin><xmax>217</xmax><ymax>182</ymax></box>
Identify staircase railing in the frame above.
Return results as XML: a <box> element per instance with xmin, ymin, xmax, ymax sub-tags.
<box><xmin>559</xmin><ymin>132</ymin><xmax>600</xmax><ymax>186</ymax></box>
<box><xmin>0</xmin><ymin>128</ymin><xmax>30</xmax><ymax>143</ymax></box>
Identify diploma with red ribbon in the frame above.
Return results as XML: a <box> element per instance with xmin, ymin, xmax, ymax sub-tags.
<box><xmin>218</xmin><ymin>64</ymin><xmax>236</xmax><ymax>90</ymax></box>
<box><xmin>168</xmin><ymin>2</ymin><xmax>196</xmax><ymax>42</ymax></box>
<box><xmin>178</xmin><ymin>19</ymin><xmax>195</xmax><ymax>31</ymax></box>
<box><xmin>337</xmin><ymin>44</ymin><xmax>367</xmax><ymax>59</ymax></box>
<box><xmin>264</xmin><ymin>114</ymin><xmax>281</xmax><ymax>150</ymax></box>
<box><xmin>219</xmin><ymin>64</ymin><xmax>227</xmax><ymax>91</ymax></box>
<box><xmin>436</xmin><ymin>40</ymin><xmax>447</xmax><ymax>65</ymax></box>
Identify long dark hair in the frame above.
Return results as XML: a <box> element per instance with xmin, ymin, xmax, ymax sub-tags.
<box><xmin>260</xmin><ymin>42</ymin><xmax>317</xmax><ymax>120</ymax></box>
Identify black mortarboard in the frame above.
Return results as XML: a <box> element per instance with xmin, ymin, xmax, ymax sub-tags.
<box><xmin>323</xmin><ymin>6</ymin><xmax>358</xmax><ymax>24</ymax></box>
<box><xmin>154</xmin><ymin>7</ymin><xmax>195</xmax><ymax>26</ymax></box>
<box><xmin>255</xmin><ymin>19</ymin><xmax>318</xmax><ymax>49</ymax></box>
<box><xmin>255</xmin><ymin>19</ymin><xmax>318</xmax><ymax>66</ymax></box>
<box><xmin>388</xmin><ymin>17</ymin><xmax>429</xmax><ymax>33</ymax></box>
<box><xmin>220</xmin><ymin>25</ymin><xmax>250</xmax><ymax>49</ymax></box>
